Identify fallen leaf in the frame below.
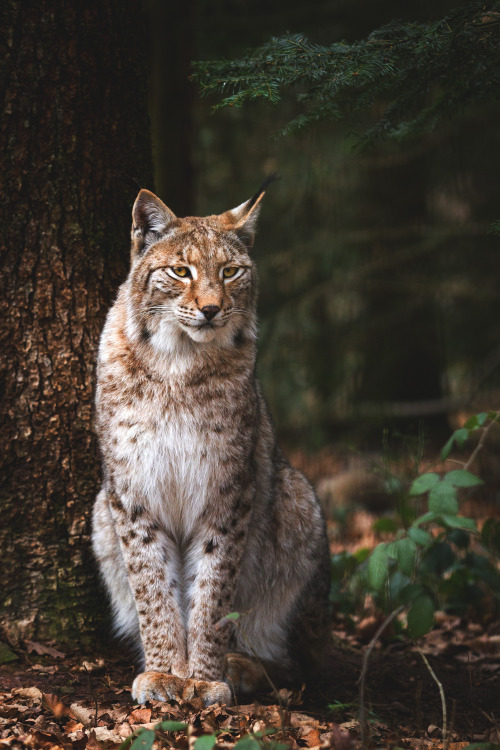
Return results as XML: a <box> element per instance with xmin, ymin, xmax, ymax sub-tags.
<box><xmin>42</xmin><ymin>693</ymin><xmax>70</xmax><ymax>719</ymax></box>
<box><xmin>64</xmin><ymin>720</ymin><xmax>85</xmax><ymax>733</ymax></box>
<box><xmin>89</xmin><ymin>727</ymin><xmax>123</xmax><ymax>743</ymax></box>
<box><xmin>129</xmin><ymin>708</ymin><xmax>151</xmax><ymax>724</ymax></box>
<box><xmin>303</xmin><ymin>728</ymin><xmax>322</xmax><ymax>747</ymax></box>
<box><xmin>25</xmin><ymin>641</ymin><xmax>66</xmax><ymax>659</ymax></box>
<box><xmin>12</xmin><ymin>687</ymin><xmax>43</xmax><ymax>701</ymax></box>
<box><xmin>29</xmin><ymin>664</ymin><xmax>59</xmax><ymax>674</ymax></box>
<box><xmin>70</xmin><ymin>703</ymin><xmax>97</xmax><ymax>727</ymax></box>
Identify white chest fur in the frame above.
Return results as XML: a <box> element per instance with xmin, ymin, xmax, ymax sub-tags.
<box><xmin>111</xmin><ymin>404</ymin><xmax>213</xmax><ymax>534</ymax></box>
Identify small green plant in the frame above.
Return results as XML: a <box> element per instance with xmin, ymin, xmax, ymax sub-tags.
<box><xmin>122</xmin><ymin>724</ymin><xmax>288</xmax><ymax>750</ymax></box>
<box><xmin>120</xmin><ymin>721</ymin><xmax>188</xmax><ymax>750</ymax></box>
<box><xmin>331</xmin><ymin>411</ymin><xmax>500</xmax><ymax>637</ymax></box>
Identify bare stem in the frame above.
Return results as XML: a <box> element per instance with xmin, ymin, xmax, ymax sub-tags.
<box><xmin>463</xmin><ymin>411</ymin><xmax>499</xmax><ymax>471</ymax></box>
<box><xmin>358</xmin><ymin>605</ymin><xmax>404</xmax><ymax>750</ymax></box>
<box><xmin>417</xmin><ymin>647</ymin><xmax>447</xmax><ymax>748</ymax></box>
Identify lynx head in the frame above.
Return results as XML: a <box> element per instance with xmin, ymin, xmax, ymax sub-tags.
<box><xmin>126</xmin><ymin>176</ymin><xmax>277</xmax><ymax>353</ymax></box>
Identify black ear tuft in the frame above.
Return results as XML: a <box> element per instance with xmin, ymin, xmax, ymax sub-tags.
<box><xmin>246</xmin><ymin>172</ymin><xmax>280</xmax><ymax>212</ymax></box>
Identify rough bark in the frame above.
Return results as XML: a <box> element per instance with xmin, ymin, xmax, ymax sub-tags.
<box><xmin>0</xmin><ymin>0</ymin><xmax>153</xmax><ymax>646</ymax></box>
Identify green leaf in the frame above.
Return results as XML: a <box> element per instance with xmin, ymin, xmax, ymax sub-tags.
<box><xmin>0</xmin><ymin>642</ymin><xmax>18</xmax><ymax>664</ymax></box>
<box><xmin>155</xmin><ymin>721</ymin><xmax>188</xmax><ymax>732</ymax></box>
<box><xmin>120</xmin><ymin>737</ymin><xmax>135</xmax><ymax>750</ymax></box>
<box><xmin>223</xmin><ymin>612</ymin><xmax>241</xmax><ymax>621</ymax></box>
<box><xmin>441</xmin><ymin>515</ymin><xmax>477</xmax><ymax>531</ymax></box>
<box><xmin>446</xmin><ymin>528</ymin><xmax>471</xmax><ymax>549</ymax></box>
<box><xmin>409</xmin><ymin>473</ymin><xmax>440</xmax><ymax>496</ymax></box>
<box><xmin>441</xmin><ymin>435</ymin><xmax>454</xmax><ymax>460</ymax></box>
<box><xmin>372</xmin><ymin>517</ymin><xmax>398</xmax><ymax>534</ymax></box>
<box><xmin>407</xmin><ymin>594</ymin><xmax>435</xmax><ymax>639</ymax></box>
<box><xmin>131</xmin><ymin>730</ymin><xmax>156</xmax><ymax>750</ymax></box>
<box><xmin>428</xmin><ymin>482</ymin><xmax>458</xmax><ymax>515</ymax></box>
<box><xmin>443</xmin><ymin>470</ymin><xmax>483</xmax><ymax>488</ymax></box>
<box><xmin>234</xmin><ymin>737</ymin><xmax>261</xmax><ymax>750</ymax></box>
<box><xmin>394</xmin><ymin>537</ymin><xmax>417</xmax><ymax>576</ymax></box>
<box><xmin>194</xmin><ymin>736</ymin><xmax>217</xmax><ymax>750</ymax></box>
<box><xmin>464</xmin><ymin>412</ymin><xmax>488</xmax><ymax>430</ymax></box>
<box><xmin>408</xmin><ymin>527</ymin><xmax>433</xmax><ymax>547</ymax></box>
<box><xmin>367</xmin><ymin>543</ymin><xmax>389</xmax><ymax>591</ymax></box>
<box><xmin>389</xmin><ymin>570</ymin><xmax>410</xmax><ymax>601</ymax></box>
<box><xmin>354</xmin><ymin>547</ymin><xmax>371</xmax><ymax>563</ymax></box>
<box><xmin>453</xmin><ymin>427</ymin><xmax>469</xmax><ymax>447</ymax></box>
<box><xmin>399</xmin><ymin>583</ymin><xmax>426</xmax><ymax>604</ymax></box>
<box><xmin>413</xmin><ymin>511</ymin><xmax>438</xmax><ymax>526</ymax></box>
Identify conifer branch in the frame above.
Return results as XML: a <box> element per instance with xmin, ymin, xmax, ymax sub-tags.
<box><xmin>192</xmin><ymin>2</ymin><xmax>500</xmax><ymax>141</ymax></box>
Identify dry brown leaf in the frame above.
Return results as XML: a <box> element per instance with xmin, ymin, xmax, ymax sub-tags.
<box><xmin>115</xmin><ymin>722</ymin><xmax>133</xmax><ymax>739</ymax></box>
<box><xmin>28</xmin><ymin>665</ymin><xmax>59</xmax><ymax>675</ymax></box>
<box><xmin>64</xmin><ymin>720</ymin><xmax>84</xmax><ymax>733</ymax></box>
<box><xmin>86</xmin><ymin>727</ymin><xmax>122</xmax><ymax>750</ymax></box>
<box><xmin>25</xmin><ymin>641</ymin><xmax>66</xmax><ymax>659</ymax></box>
<box><xmin>41</xmin><ymin>694</ymin><xmax>70</xmax><ymax>719</ymax></box>
<box><xmin>128</xmin><ymin>707</ymin><xmax>151</xmax><ymax>724</ymax></box>
<box><xmin>12</xmin><ymin>688</ymin><xmax>43</xmax><ymax>701</ymax></box>
<box><xmin>290</xmin><ymin>713</ymin><xmax>320</xmax><ymax>730</ymax></box>
<box><xmin>69</xmin><ymin>703</ymin><xmax>96</xmax><ymax>727</ymax></box>
<box><xmin>303</xmin><ymin>728</ymin><xmax>322</xmax><ymax>747</ymax></box>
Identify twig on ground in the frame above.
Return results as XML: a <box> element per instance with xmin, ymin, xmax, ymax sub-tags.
<box><xmin>83</xmin><ymin>663</ymin><xmax>99</xmax><ymax>728</ymax></box>
<box><xmin>358</xmin><ymin>605</ymin><xmax>404</xmax><ymax>750</ymax></box>
<box><xmin>417</xmin><ymin>647</ymin><xmax>447</xmax><ymax>748</ymax></box>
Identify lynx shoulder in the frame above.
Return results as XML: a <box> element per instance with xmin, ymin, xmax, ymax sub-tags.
<box><xmin>92</xmin><ymin>179</ymin><xmax>330</xmax><ymax>706</ymax></box>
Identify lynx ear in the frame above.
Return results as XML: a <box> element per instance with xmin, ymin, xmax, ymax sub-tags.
<box><xmin>219</xmin><ymin>173</ymin><xmax>279</xmax><ymax>248</ymax></box>
<box><xmin>131</xmin><ymin>189</ymin><xmax>177</xmax><ymax>256</ymax></box>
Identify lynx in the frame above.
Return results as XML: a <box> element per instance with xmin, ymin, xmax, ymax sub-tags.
<box><xmin>92</xmin><ymin>178</ymin><xmax>330</xmax><ymax>706</ymax></box>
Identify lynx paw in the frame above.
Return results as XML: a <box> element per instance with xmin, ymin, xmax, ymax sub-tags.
<box><xmin>183</xmin><ymin>679</ymin><xmax>232</xmax><ymax>707</ymax></box>
<box><xmin>132</xmin><ymin>671</ymin><xmax>185</xmax><ymax>704</ymax></box>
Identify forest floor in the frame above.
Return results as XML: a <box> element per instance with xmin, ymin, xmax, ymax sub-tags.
<box><xmin>1</xmin><ymin>444</ymin><xmax>500</xmax><ymax>750</ymax></box>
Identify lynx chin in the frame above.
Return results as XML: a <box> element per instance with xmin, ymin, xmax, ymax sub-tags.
<box><xmin>92</xmin><ymin>177</ymin><xmax>330</xmax><ymax>707</ymax></box>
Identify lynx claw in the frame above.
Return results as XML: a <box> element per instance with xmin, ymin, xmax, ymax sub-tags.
<box><xmin>132</xmin><ymin>671</ymin><xmax>185</xmax><ymax>703</ymax></box>
<box><xmin>132</xmin><ymin>672</ymin><xmax>232</xmax><ymax>707</ymax></box>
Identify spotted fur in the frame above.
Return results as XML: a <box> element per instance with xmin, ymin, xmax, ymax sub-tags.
<box><xmin>92</xmin><ymin>182</ymin><xmax>330</xmax><ymax>707</ymax></box>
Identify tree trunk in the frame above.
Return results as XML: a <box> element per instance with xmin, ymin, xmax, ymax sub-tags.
<box><xmin>0</xmin><ymin>0</ymin><xmax>153</xmax><ymax>647</ymax></box>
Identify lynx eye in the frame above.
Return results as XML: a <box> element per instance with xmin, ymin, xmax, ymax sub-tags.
<box><xmin>171</xmin><ymin>266</ymin><xmax>191</xmax><ymax>278</ymax></box>
<box><xmin>223</xmin><ymin>267</ymin><xmax>239</xmax><ymax>279</ymax></box>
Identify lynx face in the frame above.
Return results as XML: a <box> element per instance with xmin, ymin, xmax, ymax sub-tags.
<box><xmin>126</xmin><ymin>191</ymin><xmax>264</xmax><ymax>353</ymax></box>
<box><xmin>129</xmin><ymin>222</ymin><xmax>256</xmax><ymax>349</ymax></box>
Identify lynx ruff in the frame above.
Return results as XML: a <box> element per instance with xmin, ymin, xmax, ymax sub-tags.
<box><xmin>92</xmin><ymin>178</ymin><xmax>330</xmax><ymax>707</ymax></box>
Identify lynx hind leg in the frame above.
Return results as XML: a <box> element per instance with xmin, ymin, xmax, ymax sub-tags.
<box><xmin>224</xmin><ymin>652</ymin><xmax>268</xmax><ymax>694</ymax></box>
<box><xmin>92</xmin><ymin>490</ymin><xmax>141</xmax><ymax>644</ymax></box>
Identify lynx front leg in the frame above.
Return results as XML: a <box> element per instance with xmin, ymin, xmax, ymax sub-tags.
<box><xmin>108</xmin><ymin>492</ymin><xmax>188</xmax><ymax>679</ymax></box>
<box><xmin>186</xmin><ymin>500</ymin><xmax>252</xmax><ymax>687</ymax></box>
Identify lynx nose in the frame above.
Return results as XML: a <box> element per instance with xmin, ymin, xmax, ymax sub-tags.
<box><xmin>200</xmin><ymin>305</ymin><xmax>220</xmax><ymax>321</ymax></box>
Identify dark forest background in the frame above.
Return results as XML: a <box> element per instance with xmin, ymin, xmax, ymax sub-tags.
<box><xmin>151</xmin><ymin>0</ymin><xmax>500</xmax><ymax>449</ymax></box>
